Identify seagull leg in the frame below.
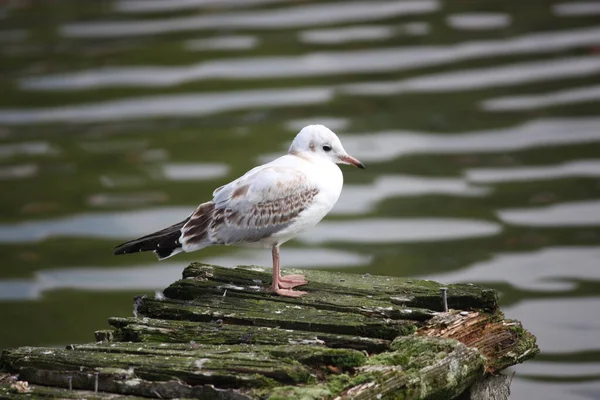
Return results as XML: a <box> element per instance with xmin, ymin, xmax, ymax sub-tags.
<box><xmin>271</xmin><ymin>245</ymin><xmax>307</xmax><ymax>297</ymax></box>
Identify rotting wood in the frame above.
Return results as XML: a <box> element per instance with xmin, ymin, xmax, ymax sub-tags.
<box><xmin>104</xmin><ymin>316</ymin><xmax>391</xmax><ymax>353</ymax></box>
<box><xmin>0</xmin><ymin>263</ymin><xmax>538</xmax><ymax>399</ymax></box>
<box><xmin>417</xmin><ymin>311</ymin><xmax>537</xmax><ymax>372</ymax></box>
<box><xmin>173</xmin><ymin>264</ymin><xmax>499</xmax><ymax>313</ymax></box>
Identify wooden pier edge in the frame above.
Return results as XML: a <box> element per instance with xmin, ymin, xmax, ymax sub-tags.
<box><xmin>0</xmin><ymin>263</ymin><xmax>538</xmax><ymax>399</ymax></box>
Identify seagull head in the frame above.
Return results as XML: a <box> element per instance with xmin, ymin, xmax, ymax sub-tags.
<box><xmin>289</xmin><ymin>125</ymin><xmax>365</xmax><ymax>169</ymax></box>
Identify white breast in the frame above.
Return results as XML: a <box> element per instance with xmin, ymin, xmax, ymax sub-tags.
<box><xmin>268</xmin><ymin>156</ymin><xmax>343</xmax><ymax>246</ymax></box>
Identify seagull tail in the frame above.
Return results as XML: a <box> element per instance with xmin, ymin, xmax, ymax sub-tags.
<box><xmin>113</xmin><ymin>218</ymin><xmax>190</xmax><ymax>260</ymax></box>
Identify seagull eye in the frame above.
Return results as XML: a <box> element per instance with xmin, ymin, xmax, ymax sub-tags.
<box><xmin>322</xmin><ymin>145</ymin><xmax>332</xmax><ymax>152</ymax></box>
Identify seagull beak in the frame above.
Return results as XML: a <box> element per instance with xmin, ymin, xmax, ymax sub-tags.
<box><xmin>339</xmin><ymin>154</ymin><xmax>366</xmax><ymax>169</ymax></box>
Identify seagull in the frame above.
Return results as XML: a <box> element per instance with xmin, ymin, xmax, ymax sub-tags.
<box><xmin>113</xmin><ymin>125</ymin><xmax>365</xmax><ymax>297</ymax></box>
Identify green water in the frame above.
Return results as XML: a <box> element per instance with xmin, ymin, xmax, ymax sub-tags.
<box><xmin>1</xmin><ymin>1</ymin><xmax>600</xmax><ymax>398</ymax></box>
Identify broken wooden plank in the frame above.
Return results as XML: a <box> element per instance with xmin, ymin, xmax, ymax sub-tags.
<box><xmin>106</xmin><ymin>317</ymin><xmax>391</xmax><ymax>353</ymax></box>
<box><xmin>171</xmin><ymin>263</ymin><xmax>498</xmax><ymax>313</ymax></box>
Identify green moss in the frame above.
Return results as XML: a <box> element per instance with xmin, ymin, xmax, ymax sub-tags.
<box><xmin>266</xmin><ymin>385</ymin><xmax>331</xmax><ymax>400</ymax></box>
<box><xmin>374</xmin><ymin>336</ymin><xmax>459</xmax><ymax>368</ymax></box>
<box><xmin>327</xmin><ymin>373</ymin><xmax>373</xmax><ymax>395</ymax></box>
<box><xmin>269</xmin><ymin>347</ymin><xmax>367</xmax><ymax>369</ymax></box>
<box><xmin>109</xmin><ymin>316</ymin><xmax>390</xmax><ymax>353</ymax></box>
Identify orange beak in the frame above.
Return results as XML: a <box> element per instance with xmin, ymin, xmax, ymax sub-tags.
<box><xmin>339</xmin><ymin>155</ymin><xmax>366</xmax><ymax>169</ymax></box>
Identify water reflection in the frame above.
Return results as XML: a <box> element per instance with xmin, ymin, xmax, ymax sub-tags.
<box><xmin>465</xmin><ymin>159</ymin><xmax>600</xmax><ymax>183</ymax></box>
<box><xmin>115</xmin><ymin>0</ymin><xmax>293</xmax><ymax>14</ymax></box>
<box><xmin>482</xmin><ymin>84</ymin><xmax>600</xmax><ymax>111</ymax></box>
<box><xmin>344</xmin><ymin>55</ymin><xmax>600</xmax><ymax>95</ymax></box>
<box><xmin>0</xmin><ymin>164</ymin><xmax>38</xmax><ymax>180</ymax></box>
<box><xmin>161</xmin><ymin>163</ymin><xmax>230</xmax><ymax>181</ymax></box>
<box><xmin>499</xmin><ymin>200</ymin><xmax>600</xmax><ymax>227</ymax></box>
<box><xmin>285</xmin><ymin>117</ymin><xmax>350</xmax><ymax>132</ymax></box>
<box><xmin>203</xmin><ymin>247</ymin><xmax>371</xmax><ymax>270</ymax></box>
<box><xmin>505</xmin><ymin>297</ymin><xmax>600</xmax><ymax>353</ymax></box>
<box><xmin>0</xmin><ymin>29</ymin><xmax>27</xmax><ymax>43</ymax></box>
<box><xmin>184</xmin><ymin>35</ymin><xmax>259</xmax><ymax>51</ymax></box>
<box><xmin>0</xmin><ymin>247</ymin><xmax>368</xmax><ymax>301</ymax></box>
<box><xmin>341</xmin><ymin>118</ymin><xmax>600</xmax><ymax>162</ymax></box>
<box><xmin>22</xmin><ymin>26</ymin><xmax>600</xmax><ymax>91</ymax></box>
<box><xmin>78</xmin><ymin>139</ymin><xmax>148</xmax><ymax>154</ymax></box>
<box><xmin>0</xmin><ymin>263</ymin><xmax>184</xmax><ymax>301</ymax></box>
<box><xmin>0</xmin><ymin>207</ymin><xmax>192</xmax><ymax>243</ymax></box>
<box><xmin>100</xmin><ymin>174</ymin><xmax>145</xmax><ymax>189</ymax></box>
<box><xmin>87</xmin><ymin>192</ymin><xmax>168</xmax><ymax>208</ymax></box>
<box><xmin>299</xmin><ymin>25</ymin><xmax>395</xmax><ymax>45</ymax></box>
<box><xmin>446</xmin><ymin>13</ymin><xmax>511</xmax><ymax>30</ymax></box>
<box><xmin>0</xmin><ymin>210</ymin><xmax>501</xmax><ymax>245</ymax></box>
<box><xmin>334</xmin><ymin>175</ymin><xmax>490</xmax><ymax>215</ymax></box>
<box><xmin>0</xmin><ymin>87</ymin><xmax>333</xmax><ymax>124</ymax></box>
<box><xmin>0</xmin><ymin>142</ymin><xmax>57</xmax><ymax>158</ymax></box>
<box><xmin>421</xmin><ymin>246</ymin><xmax>600</xmax><ymax>292</ymax></box>
<box><xmin>553</xmin><ymin>2</ymin><xmax>600</xmax><ymax>16</ymax></box>
<box><xmin>300</xmin><ymin>23</ymin><xmax>429</xmax><ymax>45</ymax></box>
<box><xmin>61</xmin><ymin>1</ymin><xmax>439</xmax><ymax>38</ymax></box>
<box><xmin>299</xmin><ymin>218</ymin><xmax>501</xmax><ymax>244</ymax></box>
<box><xmin>511</xmin><ymin>379</ymin><xmax>600</xmax><ymax>400</ymax></box>
<box><xmin>517</xmin><ymin>361</ymin><xmax>600</xmax><ymax>378</ymax></box>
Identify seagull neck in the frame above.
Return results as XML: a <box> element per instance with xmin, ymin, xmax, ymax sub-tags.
<box><xmin>288</xmin><ymin>150</ymin><xmax>313</xmax><ymax>163</ymax></box>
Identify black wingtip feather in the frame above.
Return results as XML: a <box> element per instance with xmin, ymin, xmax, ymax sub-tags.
<box><xmin>155</xmin><ymin>247</ymin><xmax>177</xmax><ymax>260</ymax></box>
<box><xmin>112</xmin><ymin>218</ymin><xmax>189</xmax><ymax>257</ymax></box>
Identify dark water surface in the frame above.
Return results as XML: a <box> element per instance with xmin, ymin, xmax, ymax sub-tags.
<box><xmin>1</xmin><ymin>1</ymin><xmax>600</xmax><ymax>398</ymax></box>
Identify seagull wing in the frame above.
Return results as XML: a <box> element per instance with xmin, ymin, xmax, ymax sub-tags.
<box><xmin>180</xmin><ymin>165</ymin><xmax>319</xmax><ymax>249</ymax></box>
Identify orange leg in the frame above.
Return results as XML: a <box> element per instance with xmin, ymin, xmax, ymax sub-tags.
<box><xmin>271</xmin><ymin>245</ymin><xmax>307</xmax><ymax>297</ymax></box>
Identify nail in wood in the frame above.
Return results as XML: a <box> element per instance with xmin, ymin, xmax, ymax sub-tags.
<box><xmin>440</xmin><ymin>287</ymin><xmax>448</xmax><ymax>312</ymax></box>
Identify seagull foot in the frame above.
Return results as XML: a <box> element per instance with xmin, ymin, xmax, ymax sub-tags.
<box><xmin>277</xmin><ymin>280</ymin><xmax>306</xmax><ymax>289</ymax></box>
<box><xmin>277</xmin><ymin>274</ymin><xmax>307</xmax><ymax>289</ymax></box>
<box><xmin>274</xmin><ymin>288</ymin><xmax>308</xmax><ymax>298</ymax></box>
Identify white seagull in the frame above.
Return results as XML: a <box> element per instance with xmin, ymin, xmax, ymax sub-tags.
<box><xmin>114</xmin><ymin>125</ymin><xmax>365</xmax><ymax>297</ymax></box>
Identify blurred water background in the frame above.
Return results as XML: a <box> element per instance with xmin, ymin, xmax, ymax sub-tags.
<box><xmin>1</xmin><ymin>1</ymin><xmax>600</xmax><ymax>398</ymax></box>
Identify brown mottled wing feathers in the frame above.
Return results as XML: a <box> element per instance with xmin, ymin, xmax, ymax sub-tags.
<box><xmin>180</xmin><ymin>167</ymin><xmax>318</xmax><ymax>248</ymax></box>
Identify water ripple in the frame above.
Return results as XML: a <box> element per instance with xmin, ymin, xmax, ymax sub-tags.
<box><xmin>299</xmin><ymin>25</ymin><xmax>396</xmax><ymax>45</ymax></box>
<box><xmin>299</xmin><ymin>218</ymin><xmax>501</xmax><ymax>244</ymax></box>
<box><xmin>0</xmin><ymin>248</ymin><xmax>368</xmax><ymax>300</ymax></box>
<box><xmin>334</xmin><ymin>175</ymin><xmax>490</xmax><ymax>215</ymax></box>
<box><xmin>62</xmin><ymin>1</ymin><xmax>439</xmax><ymax>38</ymax></box>
<box><xmin>553</xmin><ymin>2</ymin><xmax>600</xmax><ymax>16</ymax></box>
<box><xmin>161</xmin><ymin>163</ymin><xmax>230</xmax><ymax>181</ymax></box>
<box><xmin>482</xmin><ymin>84</ymin><xmax>600</xmax><ymax>111</ymax></box>
<box><xmin>465</xmin><ymin>159</ymin><xmax>600</xmax><ymax>183</ymax></box>
<box><xmin>184</xmin><ymin>35</ymin><xmax>259</xmax><ymax>51</ymax></box>
<box><xmin>0</xmin><ymin>87</ymin><xmax>333</xmax><ymax>125</ymax></box>
<box><xmin>420</xmin><ymin>246</ymin><xmax>600</xmax><ymax>292</ymax></box>
<box><xmin>341</xmin><ymin>118</ymin><xmax>600</xmax><ymax>162</ymax></box>
<box><xmin>22</xmin><ymin>26</ymin><xmax>600</xmax><ymax>91</ymax></box>
<box><xmin>343</xmin><ymin>55</ymin><xmax>600</xmax><ymax>95</ymax></box>
<box><xmin>498</xmin><ymin>200</ymin><xmax>600</xmax><ymax>227</ymax></box>
<box><xmin>505</xmin><ymin>297</ymin><xmax>600</xmax><ymax>353</ymax></box>
<box><xmin>446</xmin><ymin>12</ymin><xmax>511</xmax><ymax>30</ymax></box>
<box><xmin>115</xmin><ymin>0</ymin><xmax>293</xmax><ymax>14</ymax></box>
<box><xmin>0</xmin><ymin>210</ymin><xmax>500</xmax><ymax>245</ymax></box>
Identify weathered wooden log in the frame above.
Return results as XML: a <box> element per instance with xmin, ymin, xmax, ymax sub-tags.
<box><xmin>0</xmin><ymin>263</ymin><xmax>538</xmax><ymax>399</ymax></box>
<box><xmin>105</xmin><ymin>317</ymin><xmax>391</xmax><ymax>353</ymax></box>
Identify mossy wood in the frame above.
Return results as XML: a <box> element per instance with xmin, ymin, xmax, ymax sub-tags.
<box><xmin>0</xmin><ymin>263</ymin><xmax>538</xmax><ymax>399</ymax></box>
